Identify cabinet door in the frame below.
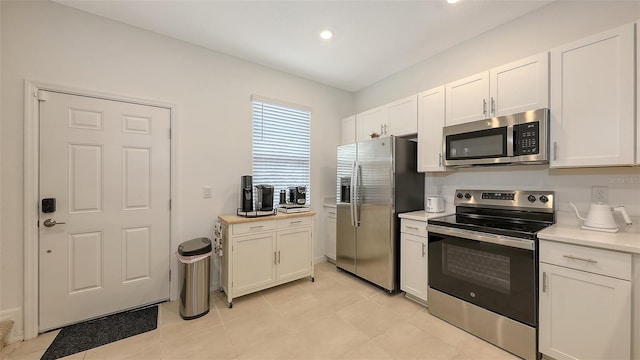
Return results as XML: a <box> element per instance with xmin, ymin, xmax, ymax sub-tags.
<box><xmin>341</xmin><ymin>115</ymin><xmax>356</xmax><ymax>145</ymax></box>
<box><xmin>489</xmin><ymin>52</ymin><xmax>549</xmax><ymax>117</ymax></box>
<box><xmin>276</xmin><ymin>227</ymin><xmax>312</xmax><ymax>283</ymax></box>
<box><xmin>400</xmin><ymin>232</ymin><xmax>427</xmax><ymax>301</ymax></box>
<box><xmin>325</xmin><ymin>208</ymin><xmax>337</xmax><ymax>261</ymax></box>
<box><xmin>386</xmin><ymin>95</ymin><xmax>417</xmax><ymax>137</ymax></box>
<box><xmin>356</xmin><ymin>106</ymin><xmax>386</xmax><ymax>142</ymax></box>
<box><xmin>550</xmin><ymin>23</ymin><xmax>635</xmax><ymax>168</ymax></box>
<box><xmin>417</xmin><ymin>86</ymin><xmax>446</xmax><ymax>172</ymax></box>
<box><xmin>637</xmin><ymin>21</ymin><xmax>640</xmax><ymax>165</ymax></box>
<box><xmin>539</xmin><ymin>262</ymin><xmax>631</xmax><ymax>360</ymax></box>
<box><xmin>233</xmin><ymin>232</ymin><xmax>277</xmax><ymax>294</ymax></box>
<box><xmin>445</xmin><ymin>71</ymin><xmax>490</xmax><ymax>125</ymax></box>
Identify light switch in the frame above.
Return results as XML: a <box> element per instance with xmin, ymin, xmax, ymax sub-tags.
<box><xmin>203</xmin><ymin>186</ymin><xmax>212</xmax><ymax>198</ymax></box>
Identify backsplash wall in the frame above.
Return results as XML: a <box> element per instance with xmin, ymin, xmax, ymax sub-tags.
<box><xmin>425</xmin><ymin>166</ymin><xmax>640</xmax><ymax>219</ymax></box>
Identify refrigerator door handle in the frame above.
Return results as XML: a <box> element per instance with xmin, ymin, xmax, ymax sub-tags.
<box><xmin>354</xmin><ymin>161</ymin><xmax>361</xmax><ymax>227</ymax></box>
<box><xmin>350</xmin><ymin>161</ymin><xmax>356</xmax><ymax>227</ymax></box>
<box><xmin>350</xmin><ymin>161</ymin><xmax>361</xmax><ymax>227</ymax></box>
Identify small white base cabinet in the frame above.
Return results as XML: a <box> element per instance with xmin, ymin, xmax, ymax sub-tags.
<box><xmin>399</xmin><ymin>217</ymin><xmax>428</xmax><ymax>304</ymax></box>
<box><xmin>539</xmin><ymin>240</ymin><xmax>632</xmax><ymax>360</ymax></box>
<box><xmin>218</xmin><ymin>212</ymin><xmax>315</xmax><ymax>308</ymax></box>
<box><xmin>324</xmin><ymin>205</ymin><xmax>336</xmax><ymax>263</ymax></box>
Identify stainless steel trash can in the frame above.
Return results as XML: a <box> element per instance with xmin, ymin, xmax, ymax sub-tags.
<box><xmin>177</xmin><ymin>237</ymin><xmax>212</xmax><ymax>320</ymax></box>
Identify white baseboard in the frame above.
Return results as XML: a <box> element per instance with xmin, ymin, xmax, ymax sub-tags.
<box><xmin>314</xmin><ymin>256</ymin><xmax>327</xmax><ymax>264</ymax></box>
<box><xmin>0</xmin><ymin>308</ymin><xmax>23</xmax><ymax>344</ymax></box>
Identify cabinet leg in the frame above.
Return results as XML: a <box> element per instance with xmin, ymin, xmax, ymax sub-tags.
<box><xmin>227</xmin><ymin>301</ymin><xmax>233</xmax><ymax>309</ymax></box>
<box><xmin>310</xmin><ymin>276</ymin><xmax>315</xmax><ymax>282</ymax></box>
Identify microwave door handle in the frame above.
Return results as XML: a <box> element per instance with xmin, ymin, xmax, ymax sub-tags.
<box><xmin>507</xmin><ymin>125</ymin><xmax>515</xmax><ymax>157</ymax></box>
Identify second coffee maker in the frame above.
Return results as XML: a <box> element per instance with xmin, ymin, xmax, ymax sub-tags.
<box><xmin>255</xmin><ymin>185</ymin><xmax>274</xmax><ymax>211</ymax></box>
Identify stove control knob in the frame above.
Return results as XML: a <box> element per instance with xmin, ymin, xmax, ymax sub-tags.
<box><xmin>539</xmin><ymin>195</ymin><xmax>549</xmax><ymax>203</ymax></box>
<box><xmin>527</xmin><ymin>195</ymin><xmax>536</xmax><ymax>203</ymax></box>
<box><xmin>456</xmin><ymin>192</ymin><xmax>464</xmax><ymax>199</ymax></box>
<box><xmin>464</xmin><ymin>193</ymin><xmax>472</xmax><ymax>200</ymax></box>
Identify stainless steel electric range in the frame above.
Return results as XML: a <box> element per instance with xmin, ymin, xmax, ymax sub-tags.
<box><xmin>427</xmin><ymin>189</ymin><xmax>555</xmax><ymax>360</ymax></box>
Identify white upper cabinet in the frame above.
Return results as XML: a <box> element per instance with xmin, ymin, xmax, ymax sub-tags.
<box><xmin>341</xmin><ymin>115</ymin><xmax>356</xmax><ymax>145</ymax></box>
<box><xmin>417</xmin><ymin>86</ymin><xmax>446</xmax><ymax>172</ymax></box>
<box><xmin>550</xmin><ymin>23</ymin><xmax>635</xmax><ymax>168</ymax></box>
<box><xmin>356</xmin><ymin>95</ymin><xmax>417</xmax><ymax>142</ymax></box>
<box><xmin>387</xmin><ymin>95</ymin><xmax>418</xmax><ymax>136</ymax></box>
<box><xmin>356</xmin><ymin>105</ymin><xmax>386</xmax><ymax>142</ymax></box>
<box><xmin>490</xmin><ymin>52</ymin><xmax>549</xmax><ymax>117</ymax></box>
<box><xmin>445</xmin><ymin>52</ymin><xmax>549</xmax><ymax>126</ymax></box>
<box><xmin>445</xmin><ymin>71</ymin><xmax>490</xmax><ymax>125</ymax></box>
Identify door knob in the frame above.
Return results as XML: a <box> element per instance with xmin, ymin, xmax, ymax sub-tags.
<box><xmin>43</xmin><ymin>219</ymin><xmax>65</xmax><ymax>227</ymax></box>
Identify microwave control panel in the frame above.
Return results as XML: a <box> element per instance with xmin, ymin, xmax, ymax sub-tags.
<box><xmin>515</xmin><ymin>121</ymin><xmax>539</xmax><ymax>155</ymax></box>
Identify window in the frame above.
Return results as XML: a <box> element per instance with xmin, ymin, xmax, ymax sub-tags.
<box><xmin>252</xmin><ymin>97</ymin><xmax>311</xmax><ymax>205</ymax></box>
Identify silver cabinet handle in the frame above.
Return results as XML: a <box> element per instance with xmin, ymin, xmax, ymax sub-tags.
<box><xmin>290</xmin><ymin>220</ymin><xmax>302</xmax><ymax>224</ymax></box>
<box><xmin>439</xmin><ymin>153</ymin><xmax>443</xmax><ymax>166</ymax></box>
<box><xmin>384</xmin><ymin>124</ymin><xmax>388</xmax><ymax>134</ymax></box>
<box><xmin>277</xmin><ymin>250</ymin><xmax>281</xmax><ymax>264</ymax></box>
<box><xmin>406</xmin><ymin>226</ymin><xmax>419</xmax><ymax>230</ymax></box>
<box><xmin>328</xmin><ymin>211</ymin><xmax>335</xmax><ymax>216</ymax></box>
<box><xmin>250</xmin><ymin>225</ymin><xmax>264</xmax><ymax>230</ymax></box>
<box><xmin>553</xmin><ymin>142</ymin><xmax>558</xmax><ymax>161</ymax></box>
<box><xmin>483</xmin><ymin>99</ymin><xmax>487</xmax><ymax>115</ymax></box>
<box><xmin>274</xmin><ymin>251</ymin><xmax>278</xmax><ymax>264</ymax></box>
<box><xmin>542</xmin><ymin>272</ymin><xmax>547</xmax><ymax>293</ymax></box>
<box><xmin>421</xmin><ymin>243</ymin><xmax>426</xmax><ymax>257</ymax></box>
<box><xmin>380</xmin><ymin>124</ymin><xmax>384</xmax><ymax>134</ymax></box>
<box><xmin>491</xmin><ymin>97</ymin><xmax>495</xmax><ymax>115</ymax></box>
<box><xmin>563</xmin><ymin>254</ymin><xmax>598</xmax><ymax>264</ymax></box>
<box><xmin>43</xmin><ymin>219</ymin><xmax>65</xmax><ymax>227</ymax></box>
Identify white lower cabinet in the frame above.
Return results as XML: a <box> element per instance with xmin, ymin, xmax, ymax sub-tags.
<box><xmin>400</xmin><ymin>218</ymin><xmax>428</xmax><ymax>303</ymax></box>
<box><xmin>220</xmin><ymin>213</ymin><xmax>315</xmax><ymax>307</ymax></box>
<box><xmin>539</xmin><ymin>240</ymin><xmax>632</xmax><ymax>360</ymax></box>
<box><xmin>324</xmin><ymin>206</ymin><xmax>336</xmax><ymax>262</ymax></box>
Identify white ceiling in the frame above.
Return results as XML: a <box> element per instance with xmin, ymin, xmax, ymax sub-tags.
<box><xmin>53</xmin><ymin>0</ymin><xmax>553</xmax><ymax>92</ymax></box>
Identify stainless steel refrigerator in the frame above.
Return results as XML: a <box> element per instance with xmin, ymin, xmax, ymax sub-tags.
<box><xmin>336</xmin><ymin>136</ymin><xmax>424</xmax><ymax>292</ymax></box>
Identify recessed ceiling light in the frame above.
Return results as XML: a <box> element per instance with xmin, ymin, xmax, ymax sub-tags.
<box><xmin>447</xmin><ymin>0</ymin><xmax>461</xmax><ymax>3</ymax></box>
<box><xmin>319</xmin><ymin>30</ymin><xmax>334</xmax><ymax>40</ymax></box>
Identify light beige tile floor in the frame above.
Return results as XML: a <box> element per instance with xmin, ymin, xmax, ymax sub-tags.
<box><xmin>1</xmin><ymin>262</ymin><xmax>518</xmax><ymax>360</ymax></box>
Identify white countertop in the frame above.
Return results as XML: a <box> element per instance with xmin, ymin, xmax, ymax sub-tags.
<box><xmin>398</xmin><ymin>210</ymin><xmax>451</xmax><ymax>222</ymax></box>
<box><xmin>538</xmin><ymin>223</ymin><xmax>640</xmax><ymax>254</ymax></box>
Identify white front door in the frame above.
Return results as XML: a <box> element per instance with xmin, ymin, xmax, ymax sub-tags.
<box><xmin>38</xmin><ymin>91</ymin><xmax>171</xmax><ymax>331</ymax></box>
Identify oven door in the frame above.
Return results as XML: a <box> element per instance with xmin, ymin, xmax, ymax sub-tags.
<box><xmin>427</xmin><ymin>225</ymin><xmax>537</xmax><ymax>327</ymax></box>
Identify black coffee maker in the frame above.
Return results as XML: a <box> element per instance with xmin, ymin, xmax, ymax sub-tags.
<box><xmin>255</xmin><ymin>185</ymin><xmax>274</xmax><ymax>211</ymax></box>
<box><xmin>241</xmin><ymin>175</ymin><xmax>253</xmax><ymax>212</ymax></box>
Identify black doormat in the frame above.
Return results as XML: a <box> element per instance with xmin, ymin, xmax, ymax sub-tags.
<box><xmin>40</xmin><ymin>305</ymin><xmax>158</xmax><ymax>360</ymax></box>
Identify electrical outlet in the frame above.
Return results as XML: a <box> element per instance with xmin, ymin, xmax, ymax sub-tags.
<box><xmin>591</xmin><ymin>186</ymin><xmax>608</xmax><ymax>203</ymax></box>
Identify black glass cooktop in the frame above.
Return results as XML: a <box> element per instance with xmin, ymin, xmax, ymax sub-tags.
<box><xmin>428</xmin><ymin>213</ymin><xmax>553</xmax><ymax>240</ymax></box>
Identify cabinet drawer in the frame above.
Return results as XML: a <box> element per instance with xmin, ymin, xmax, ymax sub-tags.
<box><xmin>401</xmin><ymin>219</ymin><xmax>427</xmax><ymax>237</ymax></box>
<box><xmin>278</xmin><ymin>216</ymin><xmax>312</xmax><ymax>229</ymax></box>
<box><xmin>233</xmin><ymin>220</ymin><xmax>276</xmax><ymax>236</ymax></box>
<box><xmin>540</xmin><ymin>240</ymin><xmax>632</xmax><ymax>280</ymax></box>
<box><xmin>325</xmin><ymin>208</ymin><xmax>337</xmax><ymax>219</ymax></box>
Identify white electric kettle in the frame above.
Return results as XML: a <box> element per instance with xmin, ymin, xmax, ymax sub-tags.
<box><xmin>568</xmin><ymin>202</ymin><xmax>633</xmax><ymax>233</ymax></box>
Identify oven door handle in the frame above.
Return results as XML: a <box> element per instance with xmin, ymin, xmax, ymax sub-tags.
<box><xmin>427</xmin><ymin>225</ymin><xmax>534</xmax><ymax>251</ymax></box>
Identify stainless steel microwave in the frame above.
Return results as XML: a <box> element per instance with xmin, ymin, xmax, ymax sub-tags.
<box><xmin>443</xmin><ymin>108</ymin><xmax>549</xmax><ymax>167</ymax></box>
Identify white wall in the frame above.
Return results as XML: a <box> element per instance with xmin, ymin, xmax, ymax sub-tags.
<box><xmin>0</xmin><ymin>0</ymin><xmax>352</xmax><ymax>340</ymax></box>
<box><xmin>354</xmin><ymin>1</ymin><xmax>640</xmax><ymax>112</ymax></box>
<box><xmin>354</xmin><ymin>1</ymin><xmax>640</xmax><ymax>218</ymax></box>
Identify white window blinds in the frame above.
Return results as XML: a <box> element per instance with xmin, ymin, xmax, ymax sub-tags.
<box><xmin>252</xmin><ymin>98</ymin><xmax>311</xmax><ymax>204</ymax></box>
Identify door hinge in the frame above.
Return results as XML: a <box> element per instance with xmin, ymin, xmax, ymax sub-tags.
<box><xmin>37</xmin><ymin>90</ymin><xmax>48</xmax><ymax>102</ymax></box>
<box><xmin>169</xmin><ymin>269</ymin><xmax>172</xmax><ymax>281</ymax></box>
<box><xmin>169</xmin><ymin>128</ymin><xmax>171</xmax><ymax>140</ymax></box>
<box><xmin>169</xmin><ymin>199</ymin><xmax>172</xmax><ymax>210</ymax></box>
